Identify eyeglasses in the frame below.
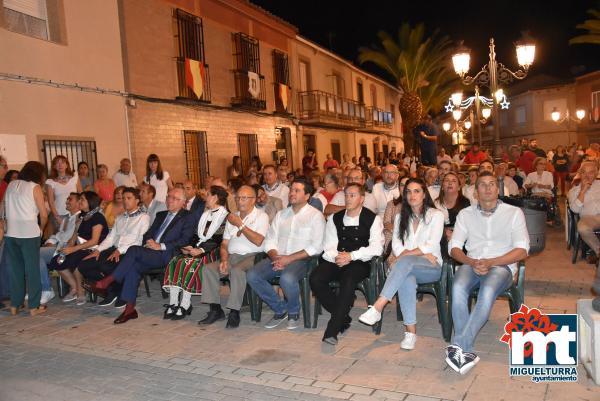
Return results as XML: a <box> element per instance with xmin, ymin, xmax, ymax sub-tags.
<box><xmin>234</xmin><ymin>196</ymin><xmax>256</xmax><ymax>201</ymax></box>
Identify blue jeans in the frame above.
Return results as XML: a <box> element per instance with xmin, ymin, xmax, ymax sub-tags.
<box><xmin>246</xmin><ymin>257</ymin><xmax>310</xmax><ymax>316</ymax></box>
<box><xmin>39</xmin><ymin>246</ymin><xmax>55</xmax><ymax>292</ymax></box>
<box><xmin>451</xmin><ymin>265</ymin><xmax>513</xmax><ymax>352</ymax></box>
<box><xmin>380</xmin><ymin>255</ymin><xmax>441</xmax><ymax>325</ymax></box>
<box><xmin>0</xmin><ymin>241</ymin><xmax>10</xmax><ymax>299</ymax></box>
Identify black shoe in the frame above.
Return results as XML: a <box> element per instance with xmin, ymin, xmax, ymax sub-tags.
<box><xmin>171</xmin><ymin>305</ymin><xmax>193</xmax><ymax>320</ymax></box>
<box><xmin>225</xmin><ymin>309</ymin><xmax>240</xmax><ymax>329</ymax></box>
<box><xmin>198</xmin><ymin>308</ymin><xmax>225</xmax><ymax>325</ymax></box>
<box><xmin>115</xmin><ymin>299</ymin><xmax>126</xmax><ymax>309</ymax></box>
<box><xmin>98</xmin><ymin>295</ymin><xmax>118</xmax><ymax>307</ymax></box>
<box><xmin>163</xmin><ymin>304</ymin><xmax>177</xmax><ymax>319</ymax></box>
<box><xmin>459</xmin><ymin>352</ymin><xmax>480</xmax><ymax>375</ymax></box>
<box><xmin>445</xmin><ymin>345</ymin><xmax>464</xmax><ymax>373</ymax></box>
<box><xmin>340</xmin><ymin>316</ymin><xmax>352</xmax><ymax>336</ymax></box>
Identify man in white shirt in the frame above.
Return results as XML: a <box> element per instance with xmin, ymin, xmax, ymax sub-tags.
<box><xmin>263</xmin><ymin>164</ymin><xmax>289</xmax><ymax>208</ymax></box>
<box><xmin>79</xmin><ymin>188</ymin><xmax>150</xmax><ymax>307</ymax></box>
<box><xmin>371</xmin><ymin>164</ymin><xmax>400</xmax><ymax>218</ymax></box>
<box><xmin>446</xmin><ymin>172</ymin><xmax>529</xmax><ymax>375</ymax></box>
<box><xmin>199</xmin><ymin>185</ymin><xmax>270</xmax><ymax>329</ymax></box>
<box><xmin>112</xmin><ymin>158</ymin><xmax>138</xmax><ymax>188</ymax></box>
<box><xmin>39</xmin><ymin>192</ymin><xmax>81</xmax><ymax>304</ymax></box>
<box><xmin>139</xmin><ymin>183</ymin><xmax>166</xmax><ymax>225</ymax></box>
<box><xmin>324</xmin><ymin>168</ymin><xmax>377</xmax><ymax>216</ymax></box>
<box><xmin>310</xmin><ymin>183</ymin><xmax>384</xmax><ymax>345</ymax></box>
<box><xmin>247</xmin><ymin>178</ymin><xmax>325</xmax><ymax>329</ymax></box>
<box><xmin>568</xmin><ymin>161</ymin><xmax>600</xmax><ymax>266</ymax></box>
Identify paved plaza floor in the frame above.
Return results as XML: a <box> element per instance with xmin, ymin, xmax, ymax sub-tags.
<box><xmin>1</xmin><ymin>214</ymin><xmax>599</xmax><ymax>401</ymax></box>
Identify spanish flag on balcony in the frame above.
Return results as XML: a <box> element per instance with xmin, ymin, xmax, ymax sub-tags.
<box><xmin>279</xmin><ymin>83</ymin><xmax>289</xmax><ymax>111</ymax></box>
<box><xmin>185</xmin><ymin>58</ymin><xmax>205</xmax><ymax>99</ymax></box>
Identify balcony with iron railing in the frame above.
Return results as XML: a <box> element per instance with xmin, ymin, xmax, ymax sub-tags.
<box><xmin>365</xmin><ymin>106</ymin><xmax>394</xmax><ymax>131</ymax></box>
<box><xmin>231</xmin><ymin>70</ymin><xmax>267</xmax><ymax>110</ymax></box>
<box><xmin>176</xmin><ymin>58</ymin><xmax>211</xmax><ymax>103</ymax></box>
<box><xmin>297</xmin><ymin>90</ymin><xmax>366</xmax><ymax>128</ymax></box>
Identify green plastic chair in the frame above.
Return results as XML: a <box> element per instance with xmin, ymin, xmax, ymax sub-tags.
<box><xmin>312</xmin><ymin>256</ymin><xmax>382</xmax><ymax>333</ymax></box>
<box><xmin>247</xmin><ymin>253</ymin><xmax>320</xmax><ymax>328</ymax></box>
<box><xmin>375</xmin><ymin>258</ymin><xmax>451</xmax><ymax>342</ymax></box>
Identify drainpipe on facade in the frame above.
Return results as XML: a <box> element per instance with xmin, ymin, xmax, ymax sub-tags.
<box><xmin>123</xmin><ymin>100</ymin><xmax>132</xmax><ymax>163</ymax></box>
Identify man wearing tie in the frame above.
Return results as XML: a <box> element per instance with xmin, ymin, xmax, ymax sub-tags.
<box><xmin>90</xmin><ymin>188</ymin><xmax>196</xmax><ymax>324</ymax></box>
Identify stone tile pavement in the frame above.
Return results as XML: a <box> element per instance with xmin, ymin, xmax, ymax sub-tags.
<box><xmin>1</xmin><ymin>213</ymin><xmax>599</xmax><ymax>401</ymax></box>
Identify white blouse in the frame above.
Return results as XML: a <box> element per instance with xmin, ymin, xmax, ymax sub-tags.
<box><xmin>144</xmin><ymin>171</ymin><xmax>170</xmax><ymax>203</ymax></box>
<box><xmin>46</xmin><ymin>175</ymin><xmax>78</xmax><ymax>216</ymax></box>
<box><xmin>5</xmin><ymin>180</ymin><xmax>41</xmax><ymax>238</ymax></box>
<box><xmin>392</xmin><ymin>208</ymin><xmax>444</xmax><ymax>265</ymax></box>
<box><xmin>524</xmin><ymin>171</ymin><xmax>554</xmax><ymax>196</ymax></box>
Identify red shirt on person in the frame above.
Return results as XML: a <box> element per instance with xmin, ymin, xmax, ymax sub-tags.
<box><xmin>323</xmin><ymin>159</ymin><xmax>339</xmax><ymax>170</ymax></box>
<box><xmin>463</xmin><ymin>150</ymin><xmax>488</xmax><ymax>165</ymax></box>
<box><xmin>516</xmin><ymin>150</ymin><xmax>537</xmax><ymax>175</ymax></box>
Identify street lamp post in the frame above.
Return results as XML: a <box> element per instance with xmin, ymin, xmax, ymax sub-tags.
<box><xmin>452</xmin><ymin>37</ymin><xmax>535</xmax><ymax>159</ymax></box>
<box><xmin>551</xmin><ymin>107</ymin><xmax>586</xmax><ymax>144</ymax></box>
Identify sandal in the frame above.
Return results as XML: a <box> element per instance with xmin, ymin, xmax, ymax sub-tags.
<box><xmin>10</xmin><ymin>306</ymin><xmax>23</xmax><ymax>316</ymax></box>
<box><xmin>29</xmin><ymin>305</ymin><xmax>47</xmax><ymax>316</ymax></box>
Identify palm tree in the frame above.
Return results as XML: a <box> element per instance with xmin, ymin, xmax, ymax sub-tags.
<box><xmin>570</xmin><ymin>8</ymin><xmax>600</xmax><ymax>45</ymax></box>
<box><xmin>358</xmin><ymin>23</ymin><xmax>457</xmax><ymax>151</ymax></box>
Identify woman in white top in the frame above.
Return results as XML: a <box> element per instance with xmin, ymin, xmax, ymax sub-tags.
<box><xmin>46</xmin><ymin>155</ymin><xmax>82</xmax><ymax>228</ymax></box>
<box><xmin>143</xmin><ymin>154</ymin><xmax>173</xmax><ymax>203</ymax></box>
<box><xmin>524</xmin><ymin>157</ymin><xmax>554</xmax><ymax>198</ymax></box>
<box><xmin>4</xmin><ymin>161</ymin><xmax>48</xmax><ymax>316</ymax></box>
<box><xmin>359</xmin><ymin>178</ymin><xmax>444</xmax><ymax>350</ymax></box>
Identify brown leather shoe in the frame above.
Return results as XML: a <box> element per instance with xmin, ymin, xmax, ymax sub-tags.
<box><xmin>29</xmin><ymin>305</ymin><xmax>47</xmax><ymax>316</ymax></box>
<box><xmin>114</xmin><ymin>308</ymin><xmax>138</xmax><ymax>324</ymax></box>
<box><xmin>586</xmin><ymin>254</ymin><xmax>599</xmax><ymax>265</ymax></box>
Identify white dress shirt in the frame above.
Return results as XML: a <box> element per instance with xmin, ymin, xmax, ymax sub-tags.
<box><xmin>372</xmin><ymin>182</ymin><xmax>400</xmax><ymax>218</ymax></box>
<box><xmin>45</xmin><ymin>211</ymin><xmax>81</xmax><ymax>247</ymax></box>
<box><xmin>449</xmin><ymin>203</ymin><xmax>530</xmax><ymax>276</ymax></box>
<box><xmin>263</xmin><ymin>182</ymin><xmax>289</xmax><ymax>208</ymax></box>
<box><xmin>524</xmin><ymin>171</ymin><xmax>554</xmax><ymax>197</ymax></box>
<box><xmin>264</xmin><ymin>203</ymin><xmax>325</xmax><ymax>256</ymax></box>
<box><xmin>568</xmin><ymin>180</ymin><xmax>600</xmax><ymax>216</ymax></box>
<box><xmin>97</xmin><ymin>209</ymin><xmax>150</xmax><ymax>254</ymax></box>
<box><xmin>330</xmin><ymin>191</ymin><xmax>378</xmax><ymax>214</ymax></box>
<box><xmin>112</xmin><ymin>171</ymin><xmax>138</xmax><ymax>188</ymax></box>
<box><xmin>392</xmin><ymin>208</ymin><xmax>444</xmax><ymax>265</ymax></box>
<box><xmin>323</xmin><ymin>209</ymin><xmax>384</xmax><ymax>263</ymax></box>
<box><xmin>224</xmin><ymin>206</ymin><xmax>270</xmax><ymax>255</ymax></box>
<box><xmin>186</xmin><ymin>196</ymin><xmax>197</xmax><ymax>211</ymax></box>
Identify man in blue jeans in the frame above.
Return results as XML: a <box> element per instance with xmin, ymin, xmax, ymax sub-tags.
<box><xmin>446</xmin><ymin>171</ymin><xmax>529</xmax><ymax>374</ymax></box>
<box><xmin>247</xmin><ymin>178</ymin><xmax>325</xmax><ymax>329</ymax></box>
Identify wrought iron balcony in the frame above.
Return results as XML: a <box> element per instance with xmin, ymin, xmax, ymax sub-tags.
<box><xmin>366</xmin><ymin>106</ymin><xmax>393</xmax><ymax>131</ymax></box>
<box><xmin>297</xmin><ymin>90</ymin><xmax>366</xmax><ymax>128</ymax></box>
<box><xmin>231</xmin><ymin>70</ymin><xmax>266</xmax><ymax>110</ymax></box>
<box><xmin>175</xmin><ymin>58</ymin><xmax>211</xmax><ymax>103</ymax></box>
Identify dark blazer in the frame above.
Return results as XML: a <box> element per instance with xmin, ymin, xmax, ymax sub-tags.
<box><xmin>143</xmin><ymin>209</ymin><xmax>196</xmax><ymax>258</ymax></box>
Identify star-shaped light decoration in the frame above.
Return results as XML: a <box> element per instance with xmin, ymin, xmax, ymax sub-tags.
<box><xmin>500</xmin><ymin>95</ymin><xmax>510</xmax><ymax>110</ymax></box>
<box><xmin>444</xmin><ymin>101</ymin><xmax>454</xmax><ymax>113</ymax></box>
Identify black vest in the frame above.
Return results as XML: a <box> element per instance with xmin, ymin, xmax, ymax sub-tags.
<box><xmin>332</xmin><ymin>208</ymin><xmax>376</xmax><ymax>252</ymax></box>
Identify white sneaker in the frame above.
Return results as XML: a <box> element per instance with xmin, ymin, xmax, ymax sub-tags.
<box><xmin>62</xmin><ymin>292</ymin><xmax>77</xmax><ymax>303</ymax></box>
<box><xmin>40</xmin><ymin>290</ymin><xmax>55</xmax><ymax>305</ymax></box>
<box><xmin>400</xmin><ymin>332</ymin><xmax>417</xmax><ymax>350</ymax></box>
<box><xmin>358</xmin><ymin>306</ymin><xmax>381</xmax><ymax>326</ymax></box>
<box><xmin>76</xmin><ymin>296</ymin><xmax>87</xmax><ymax>306</ymax></box>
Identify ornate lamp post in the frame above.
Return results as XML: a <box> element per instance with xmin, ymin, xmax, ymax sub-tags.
<box><xmin>452</xmin><ymin>36</ymin><xmax>535</xmax><ymax>159</ymax></box>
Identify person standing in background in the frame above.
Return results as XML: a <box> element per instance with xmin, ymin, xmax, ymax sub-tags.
<box><xmin>112</xmin><ymin>158</ymin><xmax>138</xmax><ymax>188</ymax></box>
<box><xmin>144</xmin><ymin>154</ymin><xmax>174</xmax><ymax>204</ymax></box>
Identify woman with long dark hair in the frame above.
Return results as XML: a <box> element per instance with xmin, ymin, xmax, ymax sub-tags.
<box><xmin>227</xmin><ymin>156</ymin><xmax>242</xmax><ymax>180</ymax></box>
<box><xmin>4</xmin><ymin>161</ymin><xmax>48</xmax><ymax>316</ymax></box>
<box><xmin>143</xmin><ymin>154</ymin><xmax>173</xmax><ymax>203</ymax></box>
<box><xmin>48</xmin><ymin>191</ymin><xmax>109</xmax><ymax>305</ymax></box>
<box><xmin>359</xmin><ymin>178</ymin><xmax>444</xmax><ymax>350</ymax></box>
<box><xmin>162</xmin><ymin>186</ymin><xmax>229</xmax><ymax>320</ymax></box>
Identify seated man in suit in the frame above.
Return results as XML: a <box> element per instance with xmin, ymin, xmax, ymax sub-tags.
<box><xmin>90</xmin><ymin>188</ymin><xmax>196</xmax><ymax>324</ymax></box>
<box><xmin>183</xmin><ymin>179</ymin><xmax>205</xmax><ymax>217</ymax></box>
<box><xmin>139</xmin><ymin>183</ymin><xmax>166</xmax><ymax>225</ymax></box>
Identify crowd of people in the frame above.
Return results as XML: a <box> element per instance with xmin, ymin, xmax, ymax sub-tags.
<box><xmin>0</xmin><ymin>136</ymin><xmax>599</xmax><ymax>376</ymax></box>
